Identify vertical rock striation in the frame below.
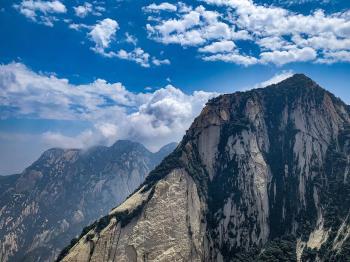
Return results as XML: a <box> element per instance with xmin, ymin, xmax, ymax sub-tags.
<box><xmin>59</xmin><ymin>74</ymin><xmax>350</xmax><ymax>261</ymax></box>
<box><xmin>0</xmin><ymin>140</ymin><xmax>176</xmax><ymax>262</ymax></box>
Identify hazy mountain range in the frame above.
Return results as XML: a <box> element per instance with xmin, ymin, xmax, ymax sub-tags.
<box><xmin>58</xmin><ymin>74</ymin><xmax>350</xmax><ymax>262</ymax></box>
<box><xmin>0</xmin><ymin>140</ymin><xmax>176</xmax><ymax>262</ymax></box>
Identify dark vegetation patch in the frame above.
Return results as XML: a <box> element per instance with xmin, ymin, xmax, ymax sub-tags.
<box><xmin>256</xmin><ymin>236</ymin><xmax>297</xmax><ymax>262</ymax></box>
<box><xmin>141</xmin><ymin>147</ymin><xmax>184</xmax><ymax>192</ymax></box>
<box><xmin>216</xmin><ymin>236</ymin><xmax>297</xmax><ymax>262</ymax></box>
<box><xmin>310</xmin><ymin>125</ymin><xmax>350</xmax><ymax>261</ymax></box>
<box><xmin>56</xmin><ymin>75</ymin><xmax>350</xmax><ymax>261</ymax></box>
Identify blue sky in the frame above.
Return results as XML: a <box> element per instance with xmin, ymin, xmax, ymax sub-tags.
<box><xmin>0</xmin><ymin>0</ymin><xmax>350</xmax><ymax>174</ymax></box>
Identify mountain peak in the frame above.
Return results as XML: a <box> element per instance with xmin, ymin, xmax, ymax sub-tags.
<box><xmin>110</xmin><ymin>140</ymin><xmax>150</xmax><ymax>156</ymax></box>
<box><xmin>38</xmin><ymin>148</ymin><xmax>80</xmax><ymax>162</ymax></box>
<box><xmin>111</xmin><ymin>139</ymin><xmax>145</xmax><ymax>149</ymax></box>
<box><xmin>1</xmin><ymin>139</ymin><xmax>174</xmax><ymax>262</ymax></box>
<box><xmin>156</xmin><ymin>142</ymin><xmax>178</xmax><ymax>154</ymax></box>
<box><xmin>284</xmin><ymin>73</ymin><xmax>313</xmax><ymax>82</ymax></box>
<box><xmin>57</xmin><ymin>76</ymin><xmax>350</xmax><ymax>262</ymax></box>
<box><xmin>206</xmin><ymin>73</ymin><xmax>324</xmax><ymax>110</ymax></box>
<box><xmin>272</xmin><ymin>73</ymin><xmax>317</xmax><ymax>89</ymax></box>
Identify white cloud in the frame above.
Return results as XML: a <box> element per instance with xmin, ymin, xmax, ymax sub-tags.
<box><xmin>202</xmin><ymin>52</ymin><xmax>259</xmax><ymax>66</ymax></box>
<box><xmin>125</xmin><ymin>33</ymin><xmax>138</xmax><ymax>45</ymax></box>
<box><xmin>199</xmin><ymin>40</ymin><xmax>235</xmax><ymax>53</ymax></box>
<box><xmin>0</xmin><ymin>62</ymin><xmax>217</xmax><ymax>151</ymax></box>
<box><xmin>73</xmin><ymin>2</ymin><xmax>104</xmax><ymax>18</ymax></box>
<box><xmin>145</xmin><ymin>0</ymin><xmax>350</xmax><ymax>65</ymax></box>
<box><xmin>41</xmin><ymin>130</ymin><xmax>95</xmax><ymax>148</ymax></box>
<box><xmin>143</xmin><ymin>2</ymin><xmax>177</xmax><ymax>12</ymax></box>
<box><xmin>145</xmin><ymin>7</ymin><xmax>198</xmax><ymax>41</ymax></box>
<box><xmin>292</xmin><ymin>33</ymin><xmax>350</xmax><ymax>51</ymax></box>
<box><xmin>95</xmin><ymin>6</ymin><xmax>106</xmax><ymax>13</ymax></box>
<box><xmin>152</xmin><ymin>58</ymin><xmax>171</xmax><ymax>66</ymax></box>
<box><xmin>253</xmin><ymin>70</ymin><xmax>294</xmax><ymax>89</ymax></box>
<box><xmin>73</xmin><ymin>3</ymin><xmax>92</xmax><ymax>18</ymax></box>
<box><xmin>87</xmin><ymin>20</ymin><xmax>169</xmax><ymax>68</ymax></box>
<box><xmin>102</xmin><ymin>48</ymin><xmax>170</xmax><ymax>68</ymax></box>
<box><xmin>257</xmin><ymin>36</ymin><xmax>291</xmax><ymax>51</ymax></box>
<box><xmin>278</xmin><ymin>0</ymin><xmax>331</xmax><ymax>4</ymax></box>
<box><xmin>68</xmin><ymin>22</ymin><xmax>92</xmax><ymax>31</ymax></box>
<box><xmin>0</xmin><ymin>63</ymin><xmax>138</xmax><ymax>120</ymax></box>
<box><xmin>146</xmin><ymin>6</ymin><xmax>242</xmax><ymax>46</ymax></box>
<box><xmin>89</xmin><ymin>18</ymin><xmax>119</xmax><ymax>54</ymax></box>
<box><xmin>14</xmin><ymin>0</ymin><xmax>66</xmax><ymax>26</ymax></box>
<box><xmin>260</xmin><ymin>47</ymin><xmax>317</xmax><ymax>65</ymax></box>
<box><xmin>177</xmin><ymin>2</ymin><xmax>192</xmax><ymax>13</ymax></box>
<box><xmin>317</xmin><ymin>50</ymin><xmax>350</xmax><ymax>64</ymax></box>
<box><xmin>15</xmin><ymin>0</ymin><xmax>66</xmax><ymax>16</ymax></box>
<box><xmin>116</xmin><ymin>48</ymin><xmax>151</xmax><ymax>67</ymax></box>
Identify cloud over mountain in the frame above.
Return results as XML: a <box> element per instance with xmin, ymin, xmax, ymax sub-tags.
<box><xmin>0</xmin><ymin>62</ymin><xmax>217</xmax><ymax>151</ymax></box>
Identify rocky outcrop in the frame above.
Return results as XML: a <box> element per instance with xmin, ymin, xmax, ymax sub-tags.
<box><xmin>0</xmin><ymin>140</ymin><xmax>176</xmax><ymax>262</ymax></box>
<box><xmin>63</xmin><ymin>169</ymin><xmax>203</xmax><ymax>262</ymax></box>
<box><xmin>59</xmin><ymin>74</ymin><xmax>350</xmax><ymax>261</ymax></box>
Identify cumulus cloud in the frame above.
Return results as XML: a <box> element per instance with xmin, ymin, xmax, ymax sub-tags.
<box><xmin>152</xmin><ymin>58</ymin><xmax>171</xmax><ymax>66</ymax></box>
<box><xmin>199</xmin><ymin>40</ymin><xmax>235</xmax><ymax>53</ymax></box>
<box><xmin>87</xmin><ymin>20</ymin><xmax>169</xmax><ymax>67</ymax></box>
<box><xmin>143</xmin><ymin>2</ymin><xmax>177</xmax><ymax>12</ymax></box>
<box><xmin>14</xmin><ymin>0</ymin><xmax>66</xmax><ymax>26</ymax></box>
<box><xmin>68</xmin><ymin>22</ymin><xmax>92</xmax><ymax>31</ymax></box>
<box><xmin>274</xmin><ymin>0</ymin><xmax>331</xmax><ymax>5</ymax></box>
<box><xmin>145</xmin><ymin>0</ymin><xmax>350</xmax><ymax>65</ymax></box>
<box><xmin>73</xmin><ymin>2</ymin><xmax>104</xmax><ymax>18</ymax></box>
<box><xmin>260</xmin><ymin>47</ymin><xmax>317</xmax><ymax>65</ymax></box>
<box><xmin>146</xmin><ymin>6</ymin><xmax>244</xmax><ymax>46</ymax></box>
<box><xmin>89</xmin><ymin>18</ymin><xmax>119</xmax><ymax>55</ymax></box>
<box><xmin>116</xmin><ymin>48</ymin><xmax>152</xmax><ymax>67</ymax></box>
<box><xmin>95</xmin><ymin>47</ymin><xmax>170</xmax><ymax>68</ymax></box>
<box><xmin>74</xmin><ymin>2</ymin><xmax>92</xmax><ymax>18</ymax></box>
<box><xmin>14</xmin><ymin>2</ymin><xmax>170</xmax><ymax>68</ymax></box>
<box><xmin>202</xmin><ymin>52</ymin><xmax>258</xmax><ymax>66</ymax></box>
<box><xmin>0</xmin><ymin>62</ymin><xmax>217</xmax><ymax>151</ymax></box>
<box><xmin>0</xmin><ymin>63</ymin><xmax>138</xmax><ymax>120</ymax></box>
<box><xmin>317</xmin><ymin>50</ymin><xmax>350</xmax><ymax>64</ymax></box>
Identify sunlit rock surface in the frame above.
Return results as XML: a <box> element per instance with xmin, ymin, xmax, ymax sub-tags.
<box><xmin>58</xmin><ymin>75</ymin><xmax>350</xmax><ymax>261</ymax></box>
<box><xmin>0</xmin><ymin>140</ymin><xmax>176</xmax><ymax>262</ymax></box>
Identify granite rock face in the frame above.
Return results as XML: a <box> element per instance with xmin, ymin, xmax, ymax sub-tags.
<box><xmin>60</xmin><ymin>75</ymin><xmax>350</xmax><ymax>261</ymax></box>
<box><xmin>0</xmin><ymin>140</ymin><xmax>176</xmax><ymax>262</ymax></box>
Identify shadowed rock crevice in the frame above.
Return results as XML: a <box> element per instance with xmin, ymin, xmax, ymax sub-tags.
<box><xmin>58</xmin><ymin>74</ymin><xmax>350</xmax><ymax>261</ymax></box>
<box><xmin>0</xmin><ymin>141</ymin><xmax>176</xmax><ymax>262</ymax></box>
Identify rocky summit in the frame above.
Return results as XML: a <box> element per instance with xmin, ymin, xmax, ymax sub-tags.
<box><xmin>58</xmin><ymin>74</ymin><xmax>350</xmax><ymax>262</ymax></box>
<box><xmin>0</xmin><ymin>140</ymin><xmax>176</xmax><ymax>262</ymax></box>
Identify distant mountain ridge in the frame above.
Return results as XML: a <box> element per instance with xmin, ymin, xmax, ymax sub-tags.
<box><xmin>59</xmin><ymin>74</ymin><xmax>350</xmax><ymax>261</ymax></box>
<box><xmin>0</xmin><ymin>140</ymin><xmax>177</xmax><ymax>262</ymax></box>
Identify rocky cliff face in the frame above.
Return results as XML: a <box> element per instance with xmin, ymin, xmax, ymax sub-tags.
<box><xmin>0</xmin><ymin>140</ymin><xmax>176</xmax><ymax>262</ymax></box>
<box><xmin>59</xmin><ymin>74</ymin><xmax>350</xmax><ymax>262</ymax></box>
